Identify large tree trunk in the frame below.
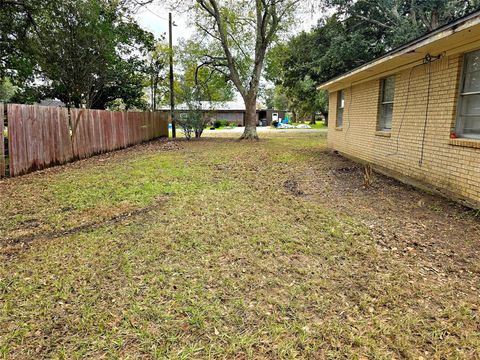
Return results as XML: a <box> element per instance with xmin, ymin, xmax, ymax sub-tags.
<box><xmin>240</xmin><ymin>96</ymin><xmax>258</xmax><ymax>140</ymax></box>
<box><xmin>323</xmin><ymin>112</ymin><xmax>329</xmax><ymax>126</ymax></box>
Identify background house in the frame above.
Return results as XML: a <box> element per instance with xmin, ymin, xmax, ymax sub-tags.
<box><xmin>38</xmin><ymin>99</ymin><xmax>66</xmax><ymax>107</ymax></box>
<box><xmin>319</xmin><ymin>11</ymin><xmax>480</xmax><ymax>209</ymax></box>
<box><xmin>166</xmin><ymin>101</ymin><xmax>287</xmax><ymax>126</ymax></box>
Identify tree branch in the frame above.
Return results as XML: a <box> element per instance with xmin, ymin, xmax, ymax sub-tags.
<box><xmin>196</xmin><ymin>0</ymin><xmax>247</xmax><ymax>96</ymax></box>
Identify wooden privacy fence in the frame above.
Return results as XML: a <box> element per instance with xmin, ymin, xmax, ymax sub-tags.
<box><xmin>7</xmin><ymin>105</ymin><xmax>72</xmax><ymax>177</ymax></box>
<box><xmin>70</xmin><ymin>109</ymin><xmax>166</xmax><ymax>160</ymax></box>
<box><xmin>1</xmin><ymin>104</ymin><xmax>169</xmax><ymax>177</ymax></box>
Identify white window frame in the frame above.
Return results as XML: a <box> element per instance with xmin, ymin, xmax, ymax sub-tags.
<box><xmin>336</xmin><ymin>90</ymin><xmax>344</xmax><ymax>128</ymax></box>
<box><xmin>456</xmin><ymin>50</ymin><xmax>480</xmax><ymax>139</ymax></box>
<box><xmin>378</xmin><ymin>76</ymin><xmax>395</xmax><ymax>131</ymax></box>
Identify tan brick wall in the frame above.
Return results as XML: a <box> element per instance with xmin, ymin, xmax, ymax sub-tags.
<box><xmin>327</xmin><ymin>54</ymin><xmax>480</xmax><ymax>208</ymax></box>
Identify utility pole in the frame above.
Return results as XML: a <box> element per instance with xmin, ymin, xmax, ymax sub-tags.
<box><xmin>169</xmin><ymin>12</ymin><xmax>176</xmax><ymax>138</ymax></box>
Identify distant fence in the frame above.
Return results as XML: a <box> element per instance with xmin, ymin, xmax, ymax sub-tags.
<box><xmin>1</xmin><ymin>104</ymin><xmax>169</xmax><ymax>177</ymax></box>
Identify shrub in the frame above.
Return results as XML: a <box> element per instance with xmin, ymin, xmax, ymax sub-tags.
<box><xmin>176</xmin><ymin>111</ymin><xmax>209</xmax><ymax>140</ymax></box>
<box><xmin>213</xmin><ymin>119</ymin><xmax>230</xmax><ymax>128</ymax></box>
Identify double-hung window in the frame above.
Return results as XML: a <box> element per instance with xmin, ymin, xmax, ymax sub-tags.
<box><xmin>456</xmin><ymin>50</ymin><xmax>480</xmax><ymax>139</ymax></box>
<box><xmin>336</xmin><ymin>90</ymin><xmax>345</xmax><ymax>128</ymax></box>
<box><xmin>378</xmin><ymin>76</ymin><xmax>395</xmax><ymax>131</ymax></box>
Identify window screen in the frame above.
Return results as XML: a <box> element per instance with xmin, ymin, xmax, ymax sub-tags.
<box><xmin>379</xmin><ymin>76</ymin><xmax>395</xmax><ymax>131</ymax></box>
<box><xmin>336</xmin><ymin>90</ymin><xmax>344</xmax><ymax>128</ymax></box>
<box><xmin>456</xmin><ymin>50</ymin><xmax>480</xmax><ymax>138</ymax></box>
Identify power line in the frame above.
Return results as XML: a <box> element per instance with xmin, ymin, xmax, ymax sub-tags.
<box><xmin>140</xmin><ymin>4</ymin><xmax>169</xmax><ymax>21</ymax></box>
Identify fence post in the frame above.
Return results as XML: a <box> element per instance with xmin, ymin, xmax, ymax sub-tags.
<box><xmin>0</xmin><ymin>103</ymin><xmax>4</xmax><ymax>177</ymax></box>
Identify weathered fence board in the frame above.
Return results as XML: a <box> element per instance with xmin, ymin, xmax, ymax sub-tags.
<box><xmin>7</xmin><ymin>104</ymin><xmax>72</xmax><ymax>177</ymax></box>
<box><xmin>155</xmin><ymin>112</ymin><xmax>169</xmax><ymax>139</ymax></box>
<box><xmin>0</xmin><ymin>103</ymin><xmax>5</xmax><ymax>177</ymax></box>
<box><xmin>70</xmin><ymin>109</ymin><xmax>168</xmax><ymax>161</ymax></box>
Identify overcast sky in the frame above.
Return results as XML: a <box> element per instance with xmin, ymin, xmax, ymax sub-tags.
<box><xmin>135</xmin><ymin>3</ymin><xmax>323</xmax><ymax>45</ymax></box>
<box><xmin>134</xmin><ymin>4</ymin><xmax>191</xmax><ymax>43</ymax></box>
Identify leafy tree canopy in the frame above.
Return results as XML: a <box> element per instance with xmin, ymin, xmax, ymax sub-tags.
<box><xmin>267</xmin><ymin>0</ymin><xmax>480</xmax><ymax>121</ymax></box>
<box><xmin>0</xmin><ymin>78</ymin><xmax>17</xmax><ymax>102</ymax></box>
<box><xmin>175</xmin><ymin>38</ymin><xmax>235</xmax><ymax>104</ymax></box>
<box><xmin>1</xmin><ymin>0</ymin><xmax>158</xmax><ymax>109</ymax></box>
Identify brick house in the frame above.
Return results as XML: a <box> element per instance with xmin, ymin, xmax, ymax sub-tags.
<box><xmin>319</xmin><ymin>11</ymin><xmax>480</xmax><ymax>209</ymax></box>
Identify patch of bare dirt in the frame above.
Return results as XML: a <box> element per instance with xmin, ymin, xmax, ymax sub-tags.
<box><xmin>0</xmin><ymin>197</ymin><xmax>167</xmax><ymax>257</ymax></box>
<box><xmin>294</xmin><ymin>150</ymin><xmax>480</xmax><ymax>285</ymax></box>
<box><xmin>284</xmin><ymin>178</ymin><xmax>305</xmax><ymax>196</ymax></box>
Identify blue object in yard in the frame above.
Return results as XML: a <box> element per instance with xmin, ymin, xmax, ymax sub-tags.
<box><xmin>282</xmin><ymin>116</ymin><xmax>289</xmax><ymax>124</ymax></box>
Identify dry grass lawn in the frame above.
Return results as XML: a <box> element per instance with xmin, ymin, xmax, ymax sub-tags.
<box><xmin>1</xmin><ymin>129</ymin><xmax>479</xmax><ymax>359</ymax></box>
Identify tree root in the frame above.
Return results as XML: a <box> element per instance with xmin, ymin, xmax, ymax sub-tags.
<box><xmin>240</xmin><ymin>127</ymin><xmax>259</xmax><ymax>140</ymax></box>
